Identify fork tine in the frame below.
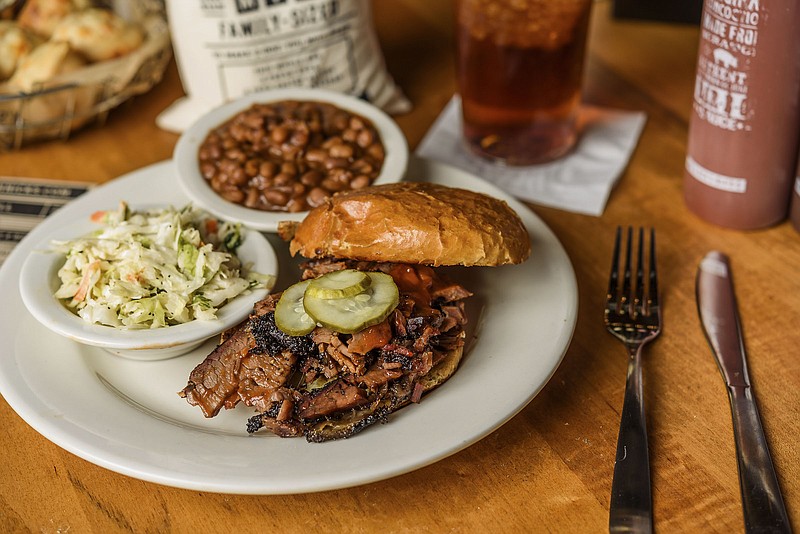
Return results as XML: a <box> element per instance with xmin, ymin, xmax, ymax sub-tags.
<box><xmin>634</xmin><ymin>228</ymin><xmax>645</xmax><ymax>317</ymax></box>
<box><xmin>607</xmin><ymin>227</ymin><xmax>622</xmax><ymax>311</ymax></box>
<box><xmin>621</xmin><ymin>227</ymin><xmax>633</xmax><ymax>315</ymax></box>
<box><xmin>648</xmin><ymin>228</ymin><xmax>659</xmax><ymax>313</ymax></box>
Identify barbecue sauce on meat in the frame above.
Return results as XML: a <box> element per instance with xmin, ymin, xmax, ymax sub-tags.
<box><xmin>387</xmin><ymin>264</ymin><xmax>437</xmax><ymax>316</ymax></box>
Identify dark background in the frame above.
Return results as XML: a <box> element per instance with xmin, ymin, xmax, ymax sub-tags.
<box><xmin>613</xmin><ymin>0</ymin><xmax>703</xmax><ymax>24</ymax></box>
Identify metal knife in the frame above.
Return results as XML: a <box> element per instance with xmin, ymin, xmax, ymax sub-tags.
<box><xmin>695</xmin><ymin>251</ymin><xmax>791</xmax><ymax>534</ymax></box>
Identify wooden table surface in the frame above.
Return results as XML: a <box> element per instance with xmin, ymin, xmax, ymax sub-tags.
<box><xmin>2</xmin><ymin>1</ymin><xmax>798</xmax><ymax>532</ymax></box>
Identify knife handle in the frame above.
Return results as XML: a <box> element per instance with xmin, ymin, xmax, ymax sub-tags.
<box><xmin>727</xmin><ymin>384</ymin><xmax>791</xmax><ymax>534</ymax></box>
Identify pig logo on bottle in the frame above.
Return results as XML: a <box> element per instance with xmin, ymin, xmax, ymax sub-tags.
<box><xmin>712</xmin><ymin>48</ymin><xmax>738</xmax><ymax>70</ymax></box>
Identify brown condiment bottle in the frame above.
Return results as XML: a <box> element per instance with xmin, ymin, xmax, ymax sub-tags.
<box><xmin>684</xmin><ymin>0</ymin><xmax>800</xmax><ymax>230</ymax></box>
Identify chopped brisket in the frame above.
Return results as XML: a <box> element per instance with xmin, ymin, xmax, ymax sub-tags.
<box><xmin>313</xmin><ymin>327</ymin><xmax>367</xmax><ymax>375</ymax></box>
<box><xmin>391</xmin><ymin>309</ymin><xmax>408</xmax><ymax>337</ymax></box>
<box><xmin>300</xmin><ymin>259</ymin><xmax>349</xmax><ymax>279</ymax></box>
<box><xmin>247</xmin><ymin>412</ymin><xmax>305</xmax><ymax>438</ymax></box>
<box><xmin>410</xmin><ymin>382</ymin><xmax>425</xmax><ymax>404</ymax></box>
<box><xmin>439</xmin><ymin>303</ymin><xmax>467</xmax><ymax>332</ymax></box>
<box><xmin>181</xmin><ymin>260</ymin><xmax>472</xmax><ymax>442</ymax></box>
<box><xmin>296</xmin><ymin>379</ymin><xmax>369</xmax><ymax>419</ymax></box>
<box><xmin>357</xmin><ymin>364</ymin><xmax>404</xmax><ymax>390</ymax></box>
<box><xmin>347</xmin><ymin>319</ymin><xmax>392</xmax><ymax>355</ymax></box>
<box><xmin>432</xmin><ymin>282</ymin><xmax>473</xmax><ymax>303</ymax></box>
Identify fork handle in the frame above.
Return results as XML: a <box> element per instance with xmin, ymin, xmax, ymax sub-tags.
<box><xmin>609</xmin><ymin>343</ymin><xmax>652</xmax><ymax>534</ymax></box>
<box><xmin>727</xmin><ymin>385</ymin><xmax>791</xmax><ymax>534</ymax></box>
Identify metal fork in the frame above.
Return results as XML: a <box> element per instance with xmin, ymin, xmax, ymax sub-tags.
<box><xmin>606</xmin><ymin>227</ymin><xmax>661</xmax><ymax>534</ymax></box>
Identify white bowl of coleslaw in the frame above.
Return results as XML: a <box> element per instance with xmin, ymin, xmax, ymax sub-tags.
<box><xmin>18</xmin><ymin>202</ymin><xmax>278</xmax><ymax>360</ymax></box>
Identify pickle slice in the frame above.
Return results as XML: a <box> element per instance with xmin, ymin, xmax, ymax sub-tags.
<box><xmin>274</xmin><ymin>279</ymin><xmax>317</xmax><ymax>336</ymax></box>
<box><xmin>302</xmin><ymin>272</ymin><xmax>399</xmax><ymax>334</ymax></box>
<box><xmin>305</xmin><ymin>269</ymin><xmax>372</xmax><ymax>300</ymax></box>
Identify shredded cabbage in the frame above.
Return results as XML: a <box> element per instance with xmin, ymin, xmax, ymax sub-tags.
<box><xmin>52</xmin><ymin>202</ymin><xmax>274</xmax><ymax>329</ymax></box>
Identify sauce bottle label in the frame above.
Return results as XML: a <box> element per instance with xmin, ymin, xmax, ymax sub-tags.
<box><xmin>692</xmin><ymin>1</ymin><xmax>760</xmax><ymax>133</ymax></box>
<box><xmin>686</xmin><ymin>155</ymin><xmax>747</xmax><ymax>193</ymax></box>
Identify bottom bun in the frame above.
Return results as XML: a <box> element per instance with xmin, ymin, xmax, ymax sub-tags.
<box><xmin>305</xmin><ymin>341</ymin><xmax>465</xmax><ymax>443</ymax></box>
<box><xmin>417</xmin><ymin>336</ymin><xmax>465</xmax><ymax>393</ymax></box>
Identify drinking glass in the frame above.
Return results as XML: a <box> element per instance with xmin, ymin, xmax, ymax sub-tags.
<box><xmin>455</xmin><ymin>0</ymin><xmax>593</xmax><ymax>165</ymax></box>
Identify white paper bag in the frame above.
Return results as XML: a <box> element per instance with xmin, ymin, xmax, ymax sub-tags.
<box><xmin>158</xmin><ymin>0</ymin><xmax>411</xmax><ymax>132</ymax></box>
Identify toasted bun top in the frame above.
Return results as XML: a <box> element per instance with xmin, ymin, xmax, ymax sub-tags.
<box><xmin>286</xmin><ymin>182</ymin><xmax>531</xmax><ymax>266</ymax></box>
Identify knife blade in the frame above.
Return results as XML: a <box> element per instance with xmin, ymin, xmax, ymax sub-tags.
<box><xmin>695</xmin><ymin>251</ymin><xmax>791</xmax><ymax>534</ymax></box>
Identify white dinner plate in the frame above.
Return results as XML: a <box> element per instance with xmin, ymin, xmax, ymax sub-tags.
<box><xmin>0</xmin><ymin>158</ymin><xmax>578</xmax><ymax>494</ymax></box>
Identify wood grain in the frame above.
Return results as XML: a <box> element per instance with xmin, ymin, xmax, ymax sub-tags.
<box><xmin>1</xmin><ymin>1</ymin><xmax>797</xmax><ymax>532</ymax></box>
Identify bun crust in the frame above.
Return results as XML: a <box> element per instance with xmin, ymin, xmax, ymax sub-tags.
<box><xmin>288</xmin><ymin>182</ymin><xmax>531</xmax><ymax>266</ymax></box>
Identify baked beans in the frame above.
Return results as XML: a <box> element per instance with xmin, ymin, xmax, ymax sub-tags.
<box><xmin>197</xmin><ymin>100</ymin><xmax>386</xmax><ymax>212</ymax></box>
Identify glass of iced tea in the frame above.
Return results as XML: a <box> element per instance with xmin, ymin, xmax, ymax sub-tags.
<box><xmin>455</xmin><ymin>0</ymin><xmax>593</xmax><ymax>165</ymax></box>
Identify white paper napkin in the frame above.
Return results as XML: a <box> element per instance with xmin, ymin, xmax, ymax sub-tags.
<box><xmin>416</xmin><ymin>96</ymin><xmax>647</xmax><ymax>216</ymax></box>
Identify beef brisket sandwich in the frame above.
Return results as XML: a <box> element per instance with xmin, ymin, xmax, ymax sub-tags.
<box><xmin>179</xmin><ymin>182</ymin><xmax>531</xmax><ymax>442</ymax></box>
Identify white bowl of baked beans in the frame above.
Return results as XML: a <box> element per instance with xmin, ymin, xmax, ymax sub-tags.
<box><xmin>173</xmin><ymin>88</ymin><xmax>409</xmax><ymax>233</ymax></box>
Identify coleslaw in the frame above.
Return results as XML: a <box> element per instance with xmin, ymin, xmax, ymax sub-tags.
<box><xmin>52</xmin><ymin>202</ymin><xmax>274</xmax><ymax>329</ymax></box>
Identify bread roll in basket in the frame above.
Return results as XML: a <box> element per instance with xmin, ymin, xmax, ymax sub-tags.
<box><xmin>0</xmin><ymin>0</ymin><xmax>170</xmax><ymax>149</ymax></box>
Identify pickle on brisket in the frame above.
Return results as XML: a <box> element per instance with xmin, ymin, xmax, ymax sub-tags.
<box><xmin>302</xmin><ymin>272</ymin><xmax>399</xmax><ymax>334</ymax></box>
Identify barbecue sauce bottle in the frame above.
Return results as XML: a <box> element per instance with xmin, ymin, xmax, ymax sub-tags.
<box><xmin>683</xmin><ymin>0</ymin><xmax>800</xmax><ymax>230</ymax></box>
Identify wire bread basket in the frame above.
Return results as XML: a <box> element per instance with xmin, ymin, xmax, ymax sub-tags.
<box><xmin>0</xmin><ymin>0</ymin><xmax>171</xmax><ymax>150</ymax></box>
